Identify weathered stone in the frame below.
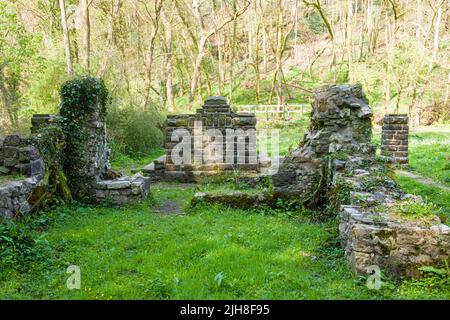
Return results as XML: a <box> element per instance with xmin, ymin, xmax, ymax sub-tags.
<box><xmin>273</xmin><ymin>84</ymin><xmax>374</xmax><ymax>200</ymax></box>
<box><xmin>340</xmin><ymin>204</ymin><xmax>449</xmax><ymax>279</ymax></box>
<box><xmin>381</xmin><ymin>115</ymin><xmax>409</xmax><ymax>163</ymax></box>
<box><xmin>106</xmin><ymin>180</ymin><xmax>131</xmax><ymax>189</ymax></box>
<box><xmin>191</xmin><ymin>191</ymin><xmax>276</xmax><ymax>208</ymax></box>
<box><xmin>0</xmin><ymin>166</ymin><xmax>10</xmax><ymax>174</ymax></box>
<box><xmin>144</xmin><ymin>96</ymin><xmax>262</xmax><ymax>182</ymax></box>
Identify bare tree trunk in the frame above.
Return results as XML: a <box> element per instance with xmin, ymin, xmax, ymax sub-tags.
<box><xmin>346</xmin><ymin>0</ymin><xmax>353</xmax><ymax>82</ymax></box>
<box><xmin>98</xmin><ymin>0</ymin><xmax>121</xmax><ymax>77</ymax></box>
<box><xmin>81</xmin><ymin>0</ymin><xmax>90</xmax><ymax>70</ymax></box>
<box><xmin>161</xmin><ymin>9</ymin><xmax>174</xmax><ymax>112</ymax></box>
<box><xmin>428</xmin><ymin>5</ymin><xmax>442</xmax><ymax>73</ymax></box>
<box><xmin>142</xmin><ymin>0</ymin><xmax>163</xmax><ymax>110</ymax></box>
<box><xmin>59</xmin><ymin>0</ymin><xmax>74</xmax><ymax>75</ymax></box>
<box><xmin>187</xmin><ymin>2</ymin><xmax>250</xmax><ymax>105</ymax></box>
<box><xmin>217</xmin><ymin>33</ymin><xmax>225</xmax><ymax>95</ymax></box>
<box><xmin>229</xmin><ymin>0</ymin><xmax>238</xmax><ymax>104</ymax></box>
<box><xmin>0</xmin><ymin>65</ymin><xmax>19</xmax><ymax>128</ymax></box>
<box><xmin>445</xmin><ymin>71</ymin><xmax>450</xmax><ymax>106</ymax></box>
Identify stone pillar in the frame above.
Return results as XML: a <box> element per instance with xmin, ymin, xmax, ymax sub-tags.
<box><xmin>381</xmin><ymin>114</ymin><xmax>409</xmax><ymax>164</ymax></box>
<box><xmin>272</xmin><ymin>84</ymin><xmax>374</xmax><ymax>200</ymax></box>
<box><xmin>62</xmin><ymin>98</ymin><xmax>111</xmax><ymax>199</ymax></box>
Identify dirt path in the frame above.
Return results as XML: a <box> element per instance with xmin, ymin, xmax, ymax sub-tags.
<box><xmin>395</xmin><ymin>170</ymin><xmax>450</xmax><ymax>191</ymax></box>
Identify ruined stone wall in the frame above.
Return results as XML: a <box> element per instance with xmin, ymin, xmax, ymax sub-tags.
<box><xmin>31</xmin><ymin>114</ymin><xmax>57</xmax><ymax>134</ymax></box>
<box><xmin>63</xmin><ymin>99</ymin><xmax>111</xmax><ymax>198</ymax></box>
<box><xmin>0</xmin><ymin>135</ymin><xmax>45</xmax><ymax>218</ymax></box>
<box><xmin>0</xmin><ymin>135</ymin><xmax>44</xmax><ymax>178</ymax></box>
<box><xmin>381</xmin><ymin>114</ymin><xmax>409</xmax><ymax>163</ymax></box>
<box><xmin>337</xmin><ymin>164</ymin><xmax>449</xmax><ymax>279</ymax></box>
<box><xmin>29</xmin><ymin>78</ymin><xmax>151</xmax><ymax>207</ymax></box>
<box><xmin>272</xmin><ymin>84</ymin><xmax>374</xmax><ymax>199</ymax></box>
<box><xmin>160</xmin><ymin>96</ymin><xmax>258</xmax><ymax>181</ymax></box>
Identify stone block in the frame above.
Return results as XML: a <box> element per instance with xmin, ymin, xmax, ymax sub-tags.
<box><xmin>106</xmin><ymin>180</ymin><xmax>131</xmax><ymax>189</ymax></box>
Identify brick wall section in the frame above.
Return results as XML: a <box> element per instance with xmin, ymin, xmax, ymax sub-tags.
<box><xmin>162</xmin><ymin>96</ymin><xmax>258</xmax><ymax>181</ymax></box>
<box><xmin>381</xmin><ymin>114</ymin><xmax>409</xmax><ymax>163</ymax></box>
<box><xmin>0</xmin><ymin>135</ymin><xmax>45</xmax><ymax>218</ymax></box>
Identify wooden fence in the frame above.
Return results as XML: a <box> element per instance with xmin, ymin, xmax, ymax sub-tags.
<box><xmin>233</xmin><ymin>104</ymin><xmax>311</xmax><ymax>119</ymax></box>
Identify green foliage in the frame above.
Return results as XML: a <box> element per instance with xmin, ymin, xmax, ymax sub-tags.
<box><xmin>305</xmin><ymin>11</ymin><xmax>327</xmax><ymax>34</ymax></box>
<box><xmin>0</xmin><ymin>2</ymin><xmax>41</xmax><ymax>132</ymax></box>
<box><xmin>59</xmin><ymin>76</ymin><xmax>109</xmax><ymax>121</ymax></box>
<box><xmin>405</xmin><ymin>265</ymin><xmax>450</xmax><ymax>292</ymax></box>
<box><xmin>31</xmin><ymin>118</ymin><xmax>72</xmax><ymax>209</ymax></box>
<box><xmin>22</xmin><ymin>60</ymin><xmax>68</xmax><ymax>116</ymax></box>
<box><xmin>394</xmin><ymin>201</ymin><xmax>441</xmax><ymax>220</ymax></box>
<box><xmin>0</xmin><ymin>174</ymin><xmax>25</xmax><ymax>185</ymax></box>
<box><xmin>106</xmin><ymin>105</ymin><xmax>164</xmax><ymax>157</ymax></box>
<box><xmin>58</xmin><ymin>76</ymin><xmax>108</xmax><ymax>200</ymax></box>
<box><xmin>394</xmin><ymin>175</ymin><xmax>450</xmax><ymax>223</ymax></box>
<box><xmin>325</xmin><ymin>176</ymin><xmax>352</xmax><ymax>211</ymax></box>
<box><xmin>0</xmin><ymin>217</ymin><xmax>52</xmax><ymax>272</ymax></box>
<box><xmin>32</xmin><ymin>123</ymin><xmax>65</xmax><ymax>168</ymax></box>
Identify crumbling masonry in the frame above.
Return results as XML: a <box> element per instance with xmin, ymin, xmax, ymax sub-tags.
<box><xmin>144</xmin><ymin>96</ymin><xmax>260</xmax><ymax>182</ymax></box>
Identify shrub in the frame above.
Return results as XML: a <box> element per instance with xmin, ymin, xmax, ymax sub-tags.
<box><xmin>395</xmin><ymin>201</ymin><xmax>440</xmax><ymax>218</ymax></box>
<box><xmin>0</xmin><ymin>217</ymin><xmax>51</xmax><ymax>271</ymax></box>
<box><xmin>107</xmin><ymin>105</ymin><xmax>165</xmax><ymax>157</ymax></box>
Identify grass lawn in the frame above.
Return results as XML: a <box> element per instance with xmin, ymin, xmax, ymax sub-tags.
<box><xmin>407</xmin><ymin>131</ymin><xmax>450</xmax><ymax>187</ymax></box>
<box><xmin>1</xmin><ymin>123</ymin><xmax>449</xmax><ymax>300</ymax></box>
<box><xmin>372</xmin><ymin>127</ymin><xmax>450</xmax><ymax>186</ymax></box>
<box><xmin>394</xmin><ymin>175</ymin><xmax>450</xmax><ymax>224</ymax></box>
<box><xmin>1</xmin><ymin>184</ymin><xmax>448</xmax><ymax>300</ymax></box>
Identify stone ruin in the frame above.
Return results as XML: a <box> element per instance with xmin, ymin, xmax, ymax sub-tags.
<box><xmin>381</xmin><ymin>114</ymin><xmax>409</xmax><ymax>163</ymax></box>
<box><xmin>31</xmin><ymin>92</ymin><xmax>150</xmax><ymax>207</ymax></box>
<box><xmin>194</xmin><ymin>84</ymin><xmax>449</xmax><ymax>279</ymax></box>
<box><xmin>0</xmin><ymin>135</ymin><xmax>45</xmax><ymax>218</ymax></box>
<box><xmin>144</xmin><ymin>96</ymin><xmax>263</xmax><ymax>182</ymax></box>
<box><xmin>273</xmin><ymin>84</ymin><xmax>375</xmax><ymax>200</ymax></box>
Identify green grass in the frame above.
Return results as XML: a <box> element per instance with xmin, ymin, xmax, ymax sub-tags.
<box><xmin>110</xmin><ymin>147</ymin><xmax>165</xmax><ymax>175</ymax></box>
<box><xmin>372</xmin><ymin>128</ymin><xmax>450</xmax><ymax>186</ymax></box>
<box><xmin>1</xmin><ymin>124</ymin><xmax>449</xmax><ymax>300</ymax></box>
<box><xmin>394</xmin><ymin>175</ymin><xmax>450</xmax><ymax>224</ymax></box>
<box><xmin>407</xmin><ymin>131</ymin><xmax>450</xmax><ymax>186</ymax></box>
<box><xmin>1</xmin><ymin>184</ymin><xmax>448</xmax><ymax>300</ymax></box>
<box><xmin>257</xmin><ymin>118</ymin><xmax>310</xmax><ymax>156</ymax></box>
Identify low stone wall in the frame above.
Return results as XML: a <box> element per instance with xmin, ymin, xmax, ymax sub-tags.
<box><xmin>337</xmin><ymin>163</ymin><xmax>449</xmax><ymax>279</ymax></box>
<box><xmin>381</xmin><ymin>114</ymin><xmax>409</xmax><ymax>163</ymax></box>
<box><xmin>95</xmin><ymin>175</ymin><xmax>151</xmax><ymax>206</ymax></box>
<box><xmin>0</xmin><ymin>135</ymin><xmax>45</xmax><ymax>218</ymax></box>
<box><xmin>0</xmin><ymin>135</ymin><xmax>44</xmax><ymax>177</ymax></box>
<box><xmin>192</xmin><ymin>191</ymin><xmax>276</xmax><ymax>209</ymax></box>
<box><xmin>340</xmin><ymin>205</ymin><xmax>449</xmax><ymax>278</ymax></box>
